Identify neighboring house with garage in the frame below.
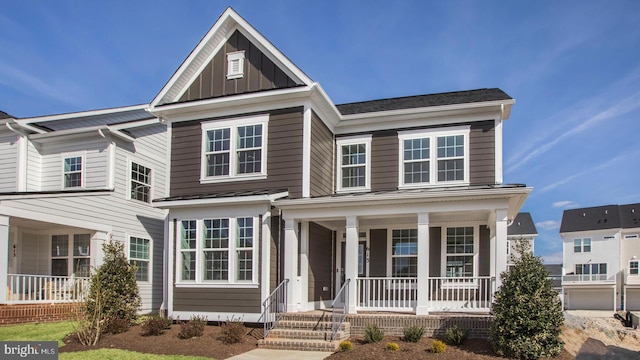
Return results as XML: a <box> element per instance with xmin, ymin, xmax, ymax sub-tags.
<box><xmin>560</xmin><ymin>203</ymin><xmax>640</xmax><ymax>311</ymax></box>
<box><xmin>148</xmin><ymin>7</ymin><xmax>531</xmax><ymax>324</ymax></box>
<box><xmin>0</xmin><ymin>106</ymin><xmax>167</xmax><ymax>315</ymax></box>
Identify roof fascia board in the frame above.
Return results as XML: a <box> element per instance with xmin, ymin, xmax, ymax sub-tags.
<box><xmin>150</xmin><ymin>8</ymin><xmax>313</xmax><ymax>108</ymax></box>
<box><xmin>17</xmin><ymin>104</ymin><xmax>147</xmax><ymax>125</ymax></box>
<box><xmin>28</xmin><ymin>125</ymin><xmax>135</xmax><ymax>143</ymax></box>
<box><xmin>0</xmin><ymin>190</ymin><xmax>113</xmax><ymax>201</ymax></box>
<box><xmin>152</xmin><ymin>191</ymin><xmax>288</xmax><ymax>209</ymax></box>
<box><xmin>559</xmin><ymin>228</ymin><xmax>623</xmax><ymax>237</ymax></box>
<box><xmin>309</xmin><ymin>83</ymin><xmax>341</xmax><ymax>131</ymax></box>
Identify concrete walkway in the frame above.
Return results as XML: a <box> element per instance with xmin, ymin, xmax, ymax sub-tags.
<box><xmin>227</xmin><ymin>349</ymin><xmax>333</xmax><ymax>360</ymax></box>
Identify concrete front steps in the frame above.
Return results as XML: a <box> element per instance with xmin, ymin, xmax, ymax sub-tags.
<box><xmin>258</xmin><ymin>312</ymin><xmax>350</xmax><ymax>351</ymax></box>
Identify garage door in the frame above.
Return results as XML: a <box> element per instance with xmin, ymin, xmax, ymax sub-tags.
<box><xmin>566</xmin><ymin>289</ymin><xmax>614</xmax><ymax>310</ymax></box>
<box><xmin>626</xmin><ymin>289</ymin><xmax>640</xmax><ymax>311</ymax></box>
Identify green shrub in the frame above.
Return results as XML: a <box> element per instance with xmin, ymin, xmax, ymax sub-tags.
<box><xmin>385</xmin><ymin>342</ymin><xmax>399</xmax><ymax>351</ymax></box>
<box><xmin>364</xmin><ymin>324</ymin><xmax>384</xmax><ymax>343</ymax></box>
<box><xmin>104</xmin><ymin>317</ymin><xmax>130</xmax><ymax>334</ymax></box>
<box><xmin>490</xmin><ymin>240</ymin><xmax>564</xmax><ymax>359</ymax></box>
<box><xmin>141</xmin><ymin>316</ymin><xmax>172</xmax><ymax>336</ymax></box>
<box><xmin>402</xmin><ymin>325</ymin><xmax>425</xmax><ymax>343</ymax></box>
<box><xmin>339</xmin><ymin>340</ymin><xmax>352</xmax><ymax>351</ymax></box>
<box><xmin>444</xmin><ymin>326</ymin><xmax>469</xmax><ymax>345</ymax></box>
<box><xmin>431</xmin><ymin>339</ymin><xmax>446</xmax><ymax>353</ymax></box>
<box><xmin>177</xmin><ymin>315</ymin><xmax>206</xmax><ymax>339</ymax></box>
<box><xmin>218</xmin><ymin>317</ymin><xmax>246</xmax><ymax>344</ymax></box>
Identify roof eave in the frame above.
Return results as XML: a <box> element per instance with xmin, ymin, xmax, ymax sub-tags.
<box><xmin>152</xmin><ymin>191</ymin><xmax>289</xmax><ymax>209</ymax></box>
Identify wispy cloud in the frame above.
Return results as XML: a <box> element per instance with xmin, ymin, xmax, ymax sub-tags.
<box><xmin>553</xmin><ymin>201</ymin><xmax>578</xmax><ymax>208</ymax></box>
<box><xmin>536</xmin><ymin>221</ymin><xmax>561</xmax><ymax>231</ymax></box>
<box><xmin>541</xmin><ymin>251</ymin><xmax>563</xmax><ymax>264</ymax></box>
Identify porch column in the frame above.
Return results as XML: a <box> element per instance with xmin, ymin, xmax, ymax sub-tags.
<box><xmin>91</xmin><ymin>231</ymin><xmax>109</xmax><ymax>269</ymax></box>
<box><xmin>494</xmin><ymin>209</ymin><xmax>508</xmax><ymax>289</ymax></box>
<box><xmin>284</xmin><ymin>218</ymin><xmax>299</xmax><ymax>312</ymax></box>
<box><xmin>0</xmin><ymin>216</ymin><xmax>8</xmax><ymax>303</ymax></box>
<box><xmin>345</xmin><ymin>216</ymin><xmax>359</xmax><ymax>314</ymax></box>
<box><xmin>416</xmin><ymin>213</ymin><xmax>430</xmax><ymax>315</ymax></box>
<box><xmin>299</xmin><ymin>221</ymin><xmax>309</xmax><ymax>311</ymax></box>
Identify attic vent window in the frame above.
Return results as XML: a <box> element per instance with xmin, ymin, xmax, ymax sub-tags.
<box><xmin>226</xmin><ymin>51</ymin><xmax>245</xmax><ymax>79</ymax></box>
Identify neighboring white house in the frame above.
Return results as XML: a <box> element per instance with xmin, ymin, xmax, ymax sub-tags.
<box><xmin>560</xmin><ymin>203</ymin><xmax>640</xmax><ymax>311</ymax></box>
<box><xmin>507</xmin><ymin>212</ymin><xmax>537</xmax><ymax>271</ymax></box>
<box><xmin>0</xmin><ymin>106</ymin><xmax>167</xmax><ymax>313</ymax></box>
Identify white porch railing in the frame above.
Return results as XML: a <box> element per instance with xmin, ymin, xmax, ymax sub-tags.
<box><xmin>6</xmin><ymin>274</ymin><xmax>90</xmax><ymax>303</ymax></box>
<box><xmin>356</xmin><ymin>276</ymin><xmax>494</xmax><ymax>312</ymax></box>
<box><xmin>563</xmin><ymin>274</ymin><xmax>614</xmax><ymax>284</ymax></box>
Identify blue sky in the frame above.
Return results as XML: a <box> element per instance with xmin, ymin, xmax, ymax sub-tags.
<box><xmin>2</xmin><ymin>1</ymin><xmax>640</xmax><ymax>263</ymax></box>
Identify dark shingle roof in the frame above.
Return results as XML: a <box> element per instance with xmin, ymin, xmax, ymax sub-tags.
<box><xmin>619</xmin><ymin>203</ymin><xmax>640</xmax><ymax>229</ymax></box>
<box><xmin>543</xmin><ymin>264</ymin><xmax>562</xmax><ymax>276</ymax></box>
<box><xmin>508</xmin><ymin>212</ymin><xmax>537</xmax><ymax>236</ymax></box>
<box><xmin>0</xmin><ymin>110</ymin><xmax>14</xmax><ymax>119</ymax></box>
<box><xmin>336</xmin><ymin>88</ymin><xmax>512</xmax><ymax>115</ymax></box>
<box><xmin>560</xmin><ymin>204</ymin><xmax>622</xmax><ymax>233</ymax></box>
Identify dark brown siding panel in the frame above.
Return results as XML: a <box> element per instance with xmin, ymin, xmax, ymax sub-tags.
<box><xmin>369</xmin><ymin>229</ymin><xmax>387</xmax><ymax>277</ymax></box>
<box><xmin>429</xmin><ymin>227</ymin><xmax>441</xmax><ymax>277</ymax></box>
<box><xmin>371</xmin><ymin>131</ymin><xmax>398</xmax><ymax>191</ymax></box>
<box><xmin>173</xmin><ymin>287</ymin><xmax>261</xmax><ymax>313</ymax></box>
<box><xmin>308</xmin><ymin>222</ymin><xmax>333</xmax><ymax>302</ymax></box>
<box><xmin>478</xmin><ymin>226</ymin><xmax>491</xmax><ymax>277</ymax></box>
<box><xmin>176</xmin><ymin>30</ymin><xmax>300</xmax><ymax>104</ymax></box>
<box><xmin>469</xmin><ymin>121</ymin><xmax>495</xmax><ymax>186</ymax></box>
<box><xmin>170</xmin><ymin>107</ymin><xmax>304</xmax><ymax>198</ymax></box>
<box><xmin>310</xmin><ymin>112</ymin><xmax>334</xmax><ymax>197</ymax></box>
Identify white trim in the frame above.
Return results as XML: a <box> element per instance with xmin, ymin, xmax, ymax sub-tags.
<box><xmin>200</xmin><ymin>114</ymin><xmax>269</xmax><ymax>183</ymax></box>
<box><xmin>127</xmin><ymin>234</ymin><xmax>153</xmax><ymax>284</ymax></box>
<box><xmin>302</xmin><ymin>106</ymin><xmax>312</xmax><ymax>197</ymax></box>
<box><xmin>440</xmin><ymin>225</ymin><xmax>480</xmax><ymax>278</ymax></box>
<box><xmin>107</xmin><ymin>141</ymin><xmax>115</xmax><ymax>189</ymax></box>
<box><xmin>386</xmin><ymin>227</ymin><xmax>418</xmax><ymax>278</ymax></box>
<box><xmin>494</xmin><ymin>118</ymin><xmax>503</xmax><ymax>184</ymax></box>
<box><xmin>61</xmin><ymin>152</ymin><xmax>86</xmax><ymax>190</ymax></box>
<box><xmin>16</xmin><ymin>136</ymin><xmax>27</xmax><ymax>191</ymax></box>
<box><xmin>260</xmin><ymin>209</ymin><xmax>271</xmax><ymax>306</ymax></box>
<box><xmin>127</xmin><ymin>158</ymin><xmax>153</xmax><ymax>204</ymax></box>
<box><xmin>17</xmin><ymin>104</ymin><xmax>148</xmax><ymax>124</ymax></box>
<box><xmin>397</xmin><ymin>126</ymin><xmax>470</xmax><ymax>189</ymax></box>
<box><xmin>153</xmin><ymin>191</ymin><xmax>288</xmax><ymax>209</ymax></box>
<box><xmin>226</xmin><ymin>51</ymin><xmax>245</xmax><ymax>79</ymax></box>
<box><xmin>0</xmin><ymin>190</ymin><xmax>113</xmax><ymax>201</ymax></box>
<box><xmin>0</xmin><ymin>205</ymin><xmax>112</xmax><ymax>232</ymax></box>
<box><xmin>336</xmin><ymin>135</ymin><xmax>372</xmax><ymax>193</ymax></box>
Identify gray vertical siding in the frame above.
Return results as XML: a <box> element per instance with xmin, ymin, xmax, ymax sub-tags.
<box><xmin>309</xmin><ymin>111</ymin><xmax>333</xmax><ymax>197</ymax></box>
<box><xmin>178</xmin><ymin>30</ymin><xmax>299</xmax><ymax>103</ymax></box>
<box><xmin>170</xmin><ymin>107</ymin><xmax>304</xmax><ymax>198</ymax></box>
<box><xmin>307</xmin><ymin>222</ymin><xmax>332</xmax><ymax>302</ymax></box>
<box><xmin>429</xmin><ymin>227</ymin><xmax>442</xmax><ymax>277</ymax></box>
<box><xmin>369</xmin><ymin>229</ymin><xmax>387</xmax><ymax>277</ymax></box>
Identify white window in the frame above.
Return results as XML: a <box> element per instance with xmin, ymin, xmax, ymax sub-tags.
<box><xmin>398</xmin><ymin>127</ymin><xmax>470</xmax><ymax>187</ymax></box>
<box><xmin>226</xmin><ymin>51</ymin><xmax>245</xmax><ymax>79</ymax></box>
<box><xmin>201</xmin><ymin>115</ymin><xmax>268</xmax><ymax>183</ymax></box>
<box><xmin>336</xmin><ymin>135</ymin><xmax>372</xmax><ymax>192</ymax></box>
<box><xmin>130</xmin><ymin>162</ymin><xmax>151</xmax><ymax>203</ymax></box>
<box><xmin>391</xmin><ymin>229</ymin><xmax>417</xmax><ymax>277</ymax></box>
<box><xmin>445</xmin><ymin>227</ymin><xmax>475</xmax><ymax>277</ymax></box>
<box><xmin>573</xmin><ymin>238</ymin><xmax>591</xmax><ymax>253</ymax></box>
<box><xmin>129</xmin><ymin>237</ymin><xmax>151</xmax><ymax>282</ymax></box>
<box><xmin>51</xmin><ymin>234</ymin><xmax>91</xmax><ymax>277</ymax></box>
<box><xmin>178</xmin><ymin>217</ymin><xmax>257</xmax><ymax>285</ymax></box>
<box><xmin>630</xmin><ymin>260</ymin><xmax>639</xmax><ymax>276</ymax></box>
<box><xmin>575</xmin><ymin>263</ymin><xmax>607</xmax><ymax>280</ymax></box>
<box><xmin>63</xmin><ymin>156</ymin><xmax>83</xmax><ymax>188</ymax></box>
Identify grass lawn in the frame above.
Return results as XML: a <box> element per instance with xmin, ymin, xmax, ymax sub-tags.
<box><xmin>0</xmin><ymin>322</ymin><xmax>214</xmax><ymax>360</ymax></box>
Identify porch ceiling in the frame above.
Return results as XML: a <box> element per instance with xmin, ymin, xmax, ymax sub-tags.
<box><xmin>9</xmin><ymin>216</ymin><xmax>88</xmax><ymax>232</ymax></box>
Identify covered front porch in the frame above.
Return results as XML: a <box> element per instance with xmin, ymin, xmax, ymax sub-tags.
<box><xmin>274</xmin><ymin>186</ymin><xmax>529</xmax><ymax>315</ymax></box>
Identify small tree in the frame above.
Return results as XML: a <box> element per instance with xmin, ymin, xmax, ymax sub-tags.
<box><xmin>490</xmin><ymin>240</ymin><xmax>563</xmax><ymax>359</ymax></box>
<box><xmin>86</xmin><ymin>239</ymin><xmax>141</xmax><ymax>333</ymax></box>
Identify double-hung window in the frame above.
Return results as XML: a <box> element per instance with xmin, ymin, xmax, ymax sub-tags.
<box><xmin>129</xmin><ymin>237</ymin><xmax>151</xmax><ymax>282</ymax></box>
<box><xmin>391</xmin><ymin>229</ymin><xmax>418</xmax><ymax>277</ymax></box>
<box><xmin>51</xmin><ymin>233</ymin><xmax>91</xmax><ymax>277</ymax></box>
<box><xmin>201</xmin><ymin>115</ymin><xmax>268</xmax><ymax>182</ymax></box>
<box><xmin>398</xmin><ymin>127</ymin><xmax>469</xmax><ymax>187</ymax></box>
<box><xmin>630</xmin><ymin>260</ymin><xmax>639</xmax><ymax>276</ymax></box>
<box><xmin>130</xmin><ymin>162</ymin><xmax>151</xmax><ymax>202</ymax></box>
<box><xmin>178</xmin><ymin>217</ymin><xmax>257</xmax><ymax>285</ymax></box>
<box><xmin>573</xmin><ymin>238</ymin><xmax>591</xmax><ymax>253</ymax></box>
<box><xmin>445</xmin><ymin>227</ymin><xmax>475</xmax><ymax>278</ymax></box>
<box><xmin>336</xmin><ymin>135</ymin><xmax>371</xmax><ymax>192</ymax></box>
<box><xmin>63</xmin><ymin>155</ymin><xmax>83</xmax><ymax>188</ymax></box>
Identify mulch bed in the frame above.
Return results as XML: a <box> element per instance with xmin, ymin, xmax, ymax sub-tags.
<box><xmin>60</xmin><ymin>324</ymin><xmax>261</xmax><ymax>359</ymax></box>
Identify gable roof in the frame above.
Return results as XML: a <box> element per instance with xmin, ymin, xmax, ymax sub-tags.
<box><xmin>336</xmin><ymin>88</ymin><xmax>512</xmax><ymax>115</ymax></box>
<box><xmin>150</xmin><ymin>7</ymin><xmax>313</xmax><ymax>108</ymax></box>
<box><xmin>560</xmin><ymin>204</ymin><xmax>622</xmax><ymax>233</ymax></box>
<box><xmin>508</xmin><ymin>212</ymin><xmax>537</xmax><ymax>236</ymax></box>
<box><xmin>0</xmin><ymin>110</ymin><xmax>14</xmax><ymax>120</ymax></box>
<box><xmin>619</xmin><ymin>203</ymin><xmax>640</xmax><ymax>229</ymax></box>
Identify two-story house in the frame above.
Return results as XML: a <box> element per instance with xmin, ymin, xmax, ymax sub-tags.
<box><xmin>507</xmin><ymin>212</ymin><xmax>537</xmax><ymax>271</ymax></box>
<box><xmin>148</xmin><ymin>8</ymin><xmax>531</xmax><ymax>323</ymax></box>
<box><xmin>0</xmin><ymin>105</ymin><xmax>167</xmax><ymax>315</ymax></box>
<box><xmin>560</xmin><ymin>203</ymin><xmax>640</xmax><ymax>311</ymax></box>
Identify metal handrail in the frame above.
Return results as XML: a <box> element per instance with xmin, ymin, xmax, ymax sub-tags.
<box><xmin>262</xmin><ymin>279</ymin><xmax>289</xmax><ymax>338</ymax></box>
<box><xmin>331</xmin><ymin>278</ymin><xmax>350</xmax><ymax>341</ymax></box>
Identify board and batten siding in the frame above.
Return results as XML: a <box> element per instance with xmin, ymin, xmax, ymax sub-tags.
<box><xmin>0</xmin><ymin>132</ymin><xmax>18</xmax><ymax>192</ymax></box>
<box><xmin>309</xmin><ymin>111</ymin><xmax>334</xmax><ymax>197</ymax></box>
<box><xmin>308</xmin><ymin>222</ymin><xmax>333</xmax><ymax>302</ymax></box>
<box><xmin>178</xmin><ymin>30</ymin><xmax>299</xmax><ymax>104</ymax></box>
<box><xmin>170</xmin><ymin>107</ymin><xmax>304</xmax><ymax>198</ymax></box>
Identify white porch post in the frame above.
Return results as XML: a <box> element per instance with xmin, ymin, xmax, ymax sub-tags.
<box><xmin>0</xmin><ymin>216</ymin><xmax>8</xmax><ymax>303</ymax></box>
<box><xmin>416</xmin><ymin>213</ymin><xmax>430</xmax><ymax>315</ymax></box>
<box><xmin>299</xmin><ymin>221</ymin><xmax>309</xmax><ymax>311</ymax></box>
<box><xmin>345</xmin><ymin>216</ymin><xmax>359</xmax><ymax>314</ymax></box>
<box><xmin>91</xmin><ymin>231</ymin><xmax>109</xmax><ymax>269</ymax></box>
<box><xmin>284</xmin><ymin>218</ymin><xmax>299</xmax><ymax>312</ymax></box>
<box><xmin>495</xmin><ymin>209</ymin><xmax>508</xmax><ymax>289</ymax></box>
<box><xmin>260</xmin><ymin>209</ymin><xmax>271</xmax><ymax>308</ymax></box>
